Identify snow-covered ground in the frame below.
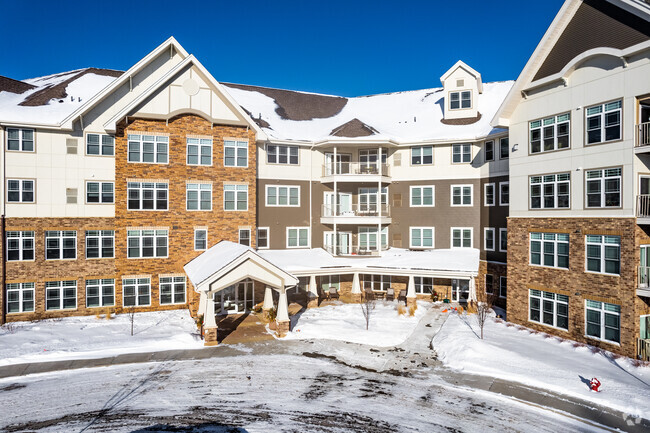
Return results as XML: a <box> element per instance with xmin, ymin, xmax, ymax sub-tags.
<box><xmin>432</xmin><ymin>311</ymin><xmax>650</xmax><ymax>419</ymax></box>
<box><xmin>284</xmin><ymin>301</ymin><xmax>430</xmax><ymax>346</ymax></box>
<box><xmin>0</xmin><ymin>310</ymin><xmax>203</xmax><ymax>366</ymax></box>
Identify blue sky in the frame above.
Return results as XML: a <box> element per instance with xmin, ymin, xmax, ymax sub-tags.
<box><xmin>1</xmin><ymin>0</ymin><xmax>564</xmax><ymax>96</ymax></box>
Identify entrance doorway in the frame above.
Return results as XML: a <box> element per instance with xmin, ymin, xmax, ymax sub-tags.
<box><xmin>451</xmin><ymin>279</ymin><xmax>470</xmax><ymax>302</ymax></box>
<box><xmin>213</xmin><ymin>279</ymin><xmax>255</xmax><ymax>315</ymax></box>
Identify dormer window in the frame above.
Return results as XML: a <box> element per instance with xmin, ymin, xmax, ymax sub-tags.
<box><xmin>450</xmin><ymin>91</ymin><xmax>471</xmax><ymax>110</ymax></box>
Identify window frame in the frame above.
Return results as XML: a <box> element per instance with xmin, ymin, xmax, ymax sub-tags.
<box><xmin>411</xmin><ymin>146</ymin><xmax>433</xmax><ymax>165</ymax></box>
<box><xmin>6</xmin><ymin>230</ymin><xmax>35</xmax><ymax>261</ymax></box>
<box><xmin>194</xmin><ymin>228</ymin><xmax>207</xmax><ymax>251</ymax></box>
<box><xmin>122</xmin><ymin>277</ymin><xmax>151</xmax><ymax>307</ymax></box>
<box><xmin>451</xmin><ymin>227</ymin><xmax>473</xmax><ymax>248</ymax></box>
<box><xmin>359</xmin><ymin>226</ymin><xmax>388</xmax><ymax>251</ymax></box>
<box><xmin>499</xmin><ymin>276</ymin><xmax>507</xmax><ymax>299</ymax></box>
<box><xmin>499</xmin><ymin>137</ymin><xmax>509</xmax><ymax>159</ymax></box>
<box><xmin>585</xmin><ymin>234</ymin><xmax>620</xmax><ymax>276</ymax></box>
<box><xmin>529</xmin><ymin>113</ymin><xmax>571</xmax><ymax>154</ymax></box>
<box><xmin>224</xmin><ymin>184</ymin><xmax>249</xmax><ymax>211</ymax></box>
<box><xmin>452</xmin><ymin>143</ymin><xmax>472</xmax><ymax>164</ymax></box>
<box><xmin>85</xmin><ymin>181</ymin><xmax>114</xmax><ymax>204</ymax></box>
<box><xmin>499</xmin><ymin>182</ymin><xmax>509</xmax><ymax>206</ymax></box>
<box><xmin>127</xmin><ymin>181</ymin><xmax>168</xmax><ymax>211</ymax></box>
<box><xmin>159</xmin><ymin>276</ymin><xmax>186</xmax><ymax>305</ymax></box>
<box><xmin>127</xmin><ymin>229</ymin><xmax>168</xmax><ymax>259</ymax></box>
<box><xmin>266</xmin><ymin>144</ymin><xmax>299</xmax><ymax>165</ymax></box>
<box><xmin>484</xmin><ymin>140</ymin><xmax>494</xmax><ymax>162</ymax></box>
<box><xmin>528</xmin><ymin>289</ymin><xmax>569</xmax><ymax>330</ymax></box>
<box><xmin>239</xmin><ymin>228</ymin><xmax>251</xmax><ymax>246</ymax></box>
<box><xmin>257</xmin><ymin>227</ymin><xmax>269</xmax><ymax>249</ymax></box>
<box><xmin>127</xmin><ymin>134</ymin><xmax>169</xmax><ymax>164</ymax></box>
<box><xmin>484</xmin><ymin>227</ymin><xmax>495</xmax><ymax>251</ymax></box>
<box><xmin>585</xmin><ymin>167</ymin><xmax>622</xmax><ymax>209</ymax></box>
<box><xmin>85</xmin><ymin>278</ymin><xmax>115</xmax><ymax>308</ymax></box>
<box><xmin>499</xmin><ymin>228</ymin><xmax>507</xmax><ymax>252</ymax></box>
<box><xmin>6</xmin><ymin>128</ymin><xmax>35</xmax><ymax>152</ymax></box>
<box><xmin>45</xmin><ymin>280</ymin><xmax>77</xmax><ymax>311</ymax></box>
<box><xmin>585</xmin><ymin>100</ymin><xmax>623</xmax><ymax>145</ymax></box>
<box><xmin>529</xmin><ymin>232</ymin><xmax>569</xmax><ymax>269</ymax></box>
<box><xmin>6</xmin><ymin>282</ymin><xmax>35</xmax><ymax>313</ymax></box>
<box><xmin>186</xmin><ymin>183</ymin><xmax>212</xmax><ymax>211</ymax></box>
<box><xmin>45</xmin><ymin>230</ymin><xmax>77</xmax><ymax>260</ymax></box>
<box><xmin>484</xmin><ymin>183</ymin><xmax>495</xmax><ymax>207</ymax></box>
<box><xmin>451</xmin><ymin>184</ymin><xmax>473</xmax><ymax>207</ymax></box>
<box><xmin>414</xmin><ymin>276</ymin><xmax>434</xmax><ymax>294</ymax></box>
<box><xmin>223</xmin><ymin>139</ymin><xmax>248</xmax><ymax>168</ymax></box>
<box><xmin>529</xmin><ymin>173</ymin><xmax>571</xmax><ymax>209</ymax></box>
<box><xmin>85</xmin><ymin>230</ymin><xmax>115</xmax><ymax>259</ymax></box>
<box><xmin>7</xmin><ymin>179</ymin><xmax>35</xmax><ymax>203</ymax></box>
<box><xmin>484</xmin><ymin>274</ymin><xmax>494</xmax><ymax>294</ymax></box>
<box><xmin>186</xmin><ymin>137</ymin><xmax>212</xmax><ymax>166</ymax></box>
<box><xmin>584</xmin><ymin>300</ymin><xmax>621</xmax><ymax>344</ymax></box>
<box><xmin>360</xmin><ymin>274</ymin><xmax>391</xmax><ymax>292</ymax></box>
<box><xmin>265</xmin><ymin>185</ymin><xmax>300</xmax><ymax>207</ymax></box>
<box><xmin>410</xmin><ymin>185</ymin><xmax>435</xmax><ymax>207</ymax></box>
<box><xmin>286</xmin><ymin>227</ymin><xmax>310</xmax><ymax>249</ymax></box>
<box><xmin>449</xmin><ymin>90</ymin><xmax>472</xmax><ymax>110</ymax></box>
<box><xmin>85</xmin><ymin>133</ymin><xmax>115</xmax><ymax>156</ymax></box>
<box><xmin>410</xmin><ymin>227</ymin><xmax>435</xmax><ymax>249</ymax></box>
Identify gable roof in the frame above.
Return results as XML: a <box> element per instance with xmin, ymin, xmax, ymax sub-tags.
<box><xmin>440</xmin><ymin>60</ymin><xmax>483</xmax><ymax>93</ymax></box>
<box><xmin>0</xmin><ymin>76</ymin><xmax>35</xmax><ymax>94</ymax></box>
<box><xmin>330</xmin><ymin>118</ymin><xmax>378</xmax><ymax>137</ymax></box>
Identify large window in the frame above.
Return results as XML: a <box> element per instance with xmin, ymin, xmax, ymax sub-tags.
<box><xmin>529</xmin><ymin>289</ymin><xmax>568</xmax><ymax>330</ymax></box>
<box><xmin>530</xmin><ymin>173</ymin><xmax>570</xmax><ymax>209</ymax></box>
<box><xmin>224</xmin><ymin>140</ymin><xmax>248</xmax><ymax>167</ymax></box>
<box><xmin>451</xmin><ymin>228</ymin><xmax>472</xmax><ymax>248</ymax></box>
<box><xmin>46</xmin><ymin>230</ymin><xmax>76</xmax><ymax>260</ymax></box>
<box><xmin>586</xmin><ymin>235</ymin><xmax>620</xmax><ymax>275</ymax></box>
<box><xmin>529</xmin><ymin>113</ymin><xmax>570</xmax><ymax>153</ymax></box>
<box><xmin>127</xmin><ymin>229</ymin><xmax>168</xmax><ymax>258</ymax></box>
<box><xmin>128</xmin><ymin>134</ymin><xmax>168</xmax><ymax>163</ymax></box>
<box><xmin>86</xmin><ymin>279</ymin><xmax>115</xmax><ymax>308</ymax></box>
<box><xmin>484</xmin><ymin>183</ymin><xmax>495</xmax><ymax>206</ymax></box>
<box><xmin>410</xmin><ymin>186</ymin><xmax>434</xmax><ymax>207</ymax></box>
<box><xmin>7</xmin><ymin>179</ymin><xmax>34</xmax><ymax>203</ymax></box>
<box><xmin>46</xmin><ymin>280</ymin><xmax>77</xmax><ymax>310</ymax></box>
<box><xmin>359</xmin><ymin>187</ymin><xmax>387</xmax><ymax>213</ymax></box>
<box><xmin>266</xmin><ymin>185</ymin><xmax>300</xmax><ymax>207</ymax></box>
<box><xmin>85</xmin><ymin>230</ymin><xmax>114</xmax><ymax>259</ymax></box>
<box><xmin>410</xmin><ymin>227</ymin><xmax>434</xmax><ymax>248</ymax></box>
<box><xmin>586</xmin><ymin>168</ymin><xmax>621</xmax><ymax>208</ymax></box>
<box><xmin>585</xmin><ymin>300</ymin><xmax>620</xmax><ymax>343</ymax></box>
<box><xmin>451</xmin><ymin>185</ymin><xmax>473</xmax><ymax>206</ymax></box>
<box><xmin>452</xmin><ymin>144</ymin><xmax>471</xmax><ymax>163</ymax></box>
<box><xmin>160</xmin><ymin>276</ymin><xmax>186</xmax><ymax>305</ymax></box>
<box><xmin>586</xmin><ymin>100</ymin><xmax>622</xmax><ymax>145</ymax></box>
<box><xmin>186</xmin><ymin>183</ymin><xmax>212</xmax><ymax>211</ymax></box>
<box><xmin>127</xmin><ymin>182</ymin><xmax>168</xmax><ymax>210</ymax></box>
<box><xmin>122</xmin><ymin>277</ymin><xmax>150</xmax><ymax>307</ymax></box>
<box><xmin>7</xmin><ymin>282</ymin><xmax>35</xmax><ymax>313</ymax></box>
<box><xmin>484</xmin><ymin>228</ymin><xmax>495</xmax><ymax>251</ymax></box>
<box><xmin>257</xmin><ymin>227</ymin><xmax>269</xmax><ymax>249</ymax></box>
<box><xmin>194</xmin><ymin>229</ymin><xmax>207</xmax><ymax>251</ymax></box>
<box><xmin>500</xmin><ymin>138</ymin><xmax>509</xmax><ymax>159</ymax></box>
<box><xmin>414</xmin><ymin>277</ymin><xmax>433</xmax><ymax>294</ymax></box>
<box><xmin>361</xmin><ymin>274</ymin><xmax>391</xmax><ymax>292</ymax></box>
<box><xmin>411</xmin><ymin>146</ymin><xmax>433</xmax><ymax>165</ymax></box>
<box><xmin>530</xmin><ymin>232</ymin><xmax>569</xmax><ymax>269</ymax></box>
<box><xmin>287</xmin><ymin>227</ymin><xmax>309</xmax><ymax>248</ymax></box>
<box><xmin>449</xmin><ymin>91</ymin><xmax>471</xmax><ymax>110</ymax></box>
<box><xmin>224</xmin><ymin>184</ymin><xmax>248</xmax><ymax>211</ymax></box>
<box><xmin>6</xmin><ymin>231</ymin><xmax>34</xmax><ymax>261</ymax></box>
<box><xmin>267</xmin><ymin>144</ymin><xmax>299</xmax><ymax>165</ymax></box>
<box><xmin>86</xmin><ymin>181</ymin><xmax>114</xmax><ymax>203</ymax></box>
<box><xmin>7</xmin><ymin>128</ymin><xmax>34</xmax><ymax>151</ymax></box>
<box><xmin>499</xmin><ymin>182</ymin><xmax>509</xmax><ymax>206</ymax></box>
<box><xmin>186</xmin><ymin>137</ymin><xmax>212</xmax><ymax>165</ymax></box>
<box><xmin>86</xmin><ymin>133</ymin><xmax>114</xmax><ymax>156</ymax></box>
<box><xmin>359</xmin><ymin>226</ymin><xmax>388</xmax><ymax>251</ymax></box>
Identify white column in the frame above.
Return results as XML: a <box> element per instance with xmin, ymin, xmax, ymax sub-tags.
<box><xmin>277</xmin><ymin>288</ymin><xmax>289</xmax><ymax>322</ymax></box>
<box><xmin>204</xmin><ymin>293</ymin><xmax>217</xmax><ymax>328</ymax></box>
<box><xmin>351</xmin><ymin>272</ymin><xmax>361</xmax><ymax>294</ymax></box>
<box><xmin>198</xmin><ymin>291</ymin><xmax>207</xmax><ymax>317</ymax></box>
<box><xmin>377</xmin><ymin>147</ymin><xmax>382</xmax><ymax>253</ymax></box>
<box><xmin>263</xmin><ymin>286</ymin><xmax>274</xmax><ymax>310</ymax></box>
<box><xmin>333</xmin><ymin>146</ymin><xmax>338</xmax><ymax>255</ymax></box>
<box><xmin>309</xmin><ymin>275</ymin><xmax>318</xmax><ymax>298</ymax></box>
<box><xmin>407</xmin><ymin>275</ymin><xmax>416</xmax><ymax>299</ymax></box>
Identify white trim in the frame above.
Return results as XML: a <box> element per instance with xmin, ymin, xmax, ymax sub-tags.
<box><xmin>265</xmin><ymin>184</ymin><xmax>301</xmax><ymax>207</ymax></box>
<box><xmin>159</xmin><ymin>275</ymin><xmax>187</xmax><ymax>306</ymax></box>
<box><xmin>409</xmin><ymin>185</ymin><xmax>435</xmax><ymax>207</ymax></box>
<box><xmin>223</xmin><ymin>139</ymin><xmax>249</xmax><ymax>168</ymax></box>
<box><xmin>450</xmin><ymin>227</ymin><xmax>473</xmax><ymax>248</ymax></box>
<box><xmin>286</xmin><ymin>227</ymin><xmax>310</xmax><ymax>249</ymax></box>
<box><xmin>499</xmin><ymin>181</ymin><xmax>509</xmax><ymax>206</ymax></box>
<box><xmin>499</xmin><ymin>228</ymin><xmax>508</xmax><ymax>252</ymax></box>
<box><xmin>194</xmin><ymin>228</ymin><xmax>208</xmax><ymax>251</ymax></box>
<box><xmin>484</xmin><ymin>183</ymin><xmax>495</xmax><ymax>207</ymax></box>
<box><xmin>223</xmin><ymin>184</ymin><xmax>249</xmax><ymax>211</ymax></box>
<box><xmin>499</xmin><ymin>275</ymin><xmax>507</xmax><ymax>299</ymax></box>
<box><xmin>450</xmin><ymin>184</ymin><xmax>473</xmax><ymax>207</ymax></box>
<box><xmin>484</xmin><ymin>227</ymin><xmax>495</xmax><ymax>251</ymax></box>
<box><xmin>409</xmin><ymin>227</ymin><xmax>435</xmax><ymax>249</ymax></box>
<box><xmin>256</xmin><ymin>227</ymin><xmax>270</xmax><ymax>250</ymax></box>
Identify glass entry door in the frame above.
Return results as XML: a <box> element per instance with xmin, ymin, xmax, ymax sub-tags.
<box><xmin>451</xmin><ymin>279</ymin><xmax>470</xmax><ymax>302</ymax></box>
<box><xmin>325</xmin><ymin>153</ymin><xmax>351</xmax><ymax>175</ymax></box>
<box><xmin>641</xmin><ymin>315</ymin><xmax>650</xmax><ymax>340</ymax></box>
<box><xmin>213</xmin><ymin>280</ymin><xmax>255</xmax><ymax>315</ymax></box>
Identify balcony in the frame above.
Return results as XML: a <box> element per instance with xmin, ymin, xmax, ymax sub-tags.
<box><xmin>638</xmin><ymin>266</ymin><xmax>650</xmax><ymax>298</ymax></box>
<box><xmin>637</xmin><ymin>195</ymin><xmax>650</xmax><ymax>225</ymax></box>
<box><xmin>324</xmin><ymin>244</ymin><xmax>387</xmax><ymax>257</ymax></box>
<box><xmin>639</xmin><ymin>339</ymin><xmax>650</xmax><ymax>362</ymax></box>
<box><xmin>320</xmin><ymin>203</ymin><xmax>392</xmax><ymax>225</ymax></box>
<box><xmin>321</xmin><ymin>162</ymin><xmax>391</xmax><ymax>183</ymax></box>
<box><xmin>634</xmin><ymin>122</ymin><xmax>650</xmax><ymax>154</ymax></box>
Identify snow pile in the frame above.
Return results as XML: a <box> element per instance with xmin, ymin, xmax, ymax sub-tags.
<box><xmin>0</xmin><ymin>310</ymin><xmax>203</xmax><ymax>366</ymax></box>
<box><xmin>285</xmin><ymin>301</ymin><xmax>430</xmax><ymax>346</ymax></box>
<box><xmin>433</xmin><ymin>312</ymin><xmax>650</xmax><ymax>418</ymax></box>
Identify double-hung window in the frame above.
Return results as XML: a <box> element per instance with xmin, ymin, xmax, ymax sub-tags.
<box><xmin>224</xmin><ymin>184</ymin><xmax>248</xmax><ymax>211</ymax></box>
<box><xmin>500</xmin><ymin>138</ymin><xmax>509</xmax><ymax>159</ymax></box>
<box><xmin>499</xmin><ymin>228</ymin><xmax>507</xmax><ymax>252</ymax></box>
<box><xmin>484</xmin><ymin>228</ymin><xmax>495</xmax><ymax>251</ymax></box>
<box><xmin>287</xmin><ymin>227</ymin><xmax>309</xmax><ymax>248</ymax></box>
<box><xmin>359</xmin><ymin>226</ymin><xmax>388</xmax><ymax>251</ymax></box>
<box><xmin>414</xmin><ymin>277</ymin><xmax>433</xmax><ymax>294</ymax></box>
<box><xmin>529</xmin><ymin>113</ymin><xmax>570</xmax><ymax>153</ymax></box>
<box><xmin>267</xmin><ymin>144</ymin><xmax>299</xmax><ymax>164</ymax></box>
<box><xmin>530</xmin><ymin>173</ymin><xmax>570</xmax><ymax>209</ymax></box>
<box><xmin>86</xmin><ymin>133</ymin><xmax>114</xmax><ymax>156</ymax></box>
<box><xmin>586</xmin><ymin>168</ymin><xmax>621</xmax><ymax>208</ymax></box>
<box><xmin>7</xmin><ymin>179</ymin><xmax>34</xmax><ymax>203</ymax></box>
<box><xmin>160</xmin><ymin>276</ymin><xmax>186</xmax><ymax>305</ymax></box>
<box><xmin>257</xmin><ymin>228</ymin><xmax>269</xmax><ymax>249</ymax></box>
<box><xmin>452</xmin><ymin>144</ymin><xmax>471</xmax><ymax>163</ymax></box>
<box><xmin>361</xmin><ymin>274</ymin><xmax>391</xmax><ymax>292</ymax></box>
<box><xmin>127</xmin><ymin>229</ymin><xmax>168</xmax><ymax>258</ymax></box>
<box><xmin>128</xmin><ymin>134</ymin><xmax>168</xmax><ymax>163</ymax></box>
<box><xmin>45</xmin><ymin>280</ymin><xmax>77</xmax><ymax>310</ymax></box>
<box><xmin>530</xmin><ymin>233</ymin><xmax>569</xmax><ymax>268</ymax></box>
<box><xmin>485</xmin><ymin>275</ymin><xmax>494</xmax><ymax>294</ymax></box>
<box><xmin>239</xmin><ymin>228</ymin><xmax>251</xmax><ymax>246</ymax></box>
<box><xmin>127</xmin><ymin>182</ymin><xmax>168</xmax><ymax>210</ymax></box>
<box><xmin>451</xmin><ymin>228</ymin><xmax>472</xmax><ymax>248</ymax></box>
<box><xmin>266</xmin><ymin>185</ymin><xmax>300</xmax><ymax>206</ymax></box>
<box><xmin>484</xmin><ymin>183</ymin><xmax>495</xmax><ymax>206</ymax></box>
<box><xmin>585</xmin><ymin>300</ymin><xmax>620</xmax><ymax>343</ymax></box>
<box><xmin>586</xmin><ymin>100</ymin><xmax>622</xmax><ymax>144</ymax></box>
<box><xmin>224</xmin><ymin>140</ymin><xmax>248</xmax><ymax>167</ymax></box>
<box><xmin>194</xmin><ymin>229</ymin><xmax>207</xmax><ymax>251</ymax></box>
<box><xmin>186</xmin><ymin>137</ymin><xmax>212</xmax><ymax>165</ymax></box>
<box><xmin>411</xmin><ymin>146</ymin><xmax>433</xmax><ymax>165</ymax></box>
<box><xmin>85</xmin><ymin>230</ymin><xmax>114</xmax><ymax>259</ymax></box>
<box><xmin>586</xmin><ymin>235</ymin><xmax>620</xmax><ymax>275</ymax></box>
<box><xmin>529</xmin><ymin>289</ymin><xmax>568</xmax><ymax>330</ymax></box>
<box><xmin>451</xmin><ymin>185</ymin><xmax>473</xmax><ymax>206</ymax></box>
<box><xmin>186</xmin><ymin>183</ymin><xmax>212</xmax><ymax>211</ymax></box>
<box><xmin>410</xmin><ymin>227</ymin><xmax>434</xmax><ymax>248</ymax></box>
<box><xmin>499</xmin><ymin>182</ymin><xmax>509</xmax><ymax>206</ymax></box>
<box><xmin>410</xmin><ymin>186</ymin><xmax>434</xmax><ymax>207</ymax></box>
<box><xmin>449</xmin><ymin>91</ymin><xmax>471</xmax><ymax>110</ymax></box>
<box><xmin>500</xmin><ymin>276</ymin><xmax>507</xmax><ymax>298</ymax></box>
<box><xmin>122</xmin><ymin>277</ymin><xmax>150</xmax><ymax>307</ymax></box>
<box><xmin>7</xmin><ymin>282</ymin><xmax>35</xmax><ymax>313</ymax></box>
<box><xmin>359</xmin><ymin>187</ymin><xmax>387</xmax><ymax>213</ymax></box>
<box><xmin>6</xmin><ymin>231</ymin><xmax>34</xmax><ymax>261</ymax></box>
<box><xmin>484</xmin><ymin>141</ymin><xmax>494</xmax><ymax>161</ymax></box>
<box><xmin>86</xmin><ymin>181</ymin><xmax>114</xmax><ymax>203</ymax></box>
<box><xmin>46</xmin><ymin>231</ymin><xmax>76</xmax><ymax>260</ymax></box>
<box><xmin>86</xmin><ymin>279</ymin><xmax>115</xmax><ymax>308</ymax></box>
<box><xmin>7</xmin><ymin>128</ymin><xmax>34</xmax><ymax>151</ymax></box>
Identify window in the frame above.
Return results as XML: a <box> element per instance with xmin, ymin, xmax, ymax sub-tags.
<box><xmin>529</xmin><ymin>289</ymin><xmax>568</xmax><ymax>330</ymax></box>
<box><xmin>127</xmin><ymin>229</ymin><xmax>168</xmax><ymax>258</ymax></box>
<box><xmin>452</xmin><ymin>144</ymin><xmax>471</xmax><ymax>163</ymax></box>
<box><xmin>194</xmin><ymin>229</ymin><xmax>207</xmax><ymax>251</ymax></box>
<box><xmin>451</xmin><ymin>228</ymin><xmax>472</xmax><ymax>248</ymax></box>
<box><xmin>186</xmin><ymin>183</ymin><xmax>212</xmax><ymax>211</ymax></box>
<box><xmin>500</xmin><ymin>138</ymin><xmax>509</xmax><ymax>159</ymax></box>
<box><xmin>86</xmin><ymin>181</ymin><xmax>114</xmax><ymax>203</ymax></box>
<box><xmin>585</xmin><ymin>300</ymin><xmax>620</xmax><ymax>343</ymax></box>
<box><xmin>86</xmin><ymin>133</ymin><xmax>114</xmax><ymax>156</ymax></box>
<box><xmin>45</xmin><ymin>231</ymin><xmax>76</xmax><ymax>260</ymax></box>
<box><xmin>266</xmin><ymin>185</ymin><xmax>300</xmax><ymax>207</ymax></box>
<box><xmin>287</xmin><ymin>227</ymin><xmax>309</xmax><ymax>248</ymax></box>
<box><xmin>267</xmin><ymin>144</ymin><xmax>299</xmax><ymax>165</ymax></box>
<box><xmin>586</xmin><ymin>100</ymin><xmax>622</xmax><ymax>144</ymax></box>
<box><xmin>86</xmin><ymin>279</ymin><xmax>115</xmax><ymax>308</ymax></box>
<box><xmin>239</xmin><ymin>228</ymin><xmax>251</xmax><ymax>246</ymax></box>
<box><xmin>484</xmin><ymin>183</ymin><xmax>495</xmax><ymax>206</ymax></box>
<box><xmin>359</xmin><ymin>149</ymin><xmax>386</xmax><ymax>172</ymax></box>
<box><xmin>499</xmin><ymin>182</ymin><xmax>509</xmax><ymax>206</ymax></box>
<box><xmin>85</xmin><ymin>230</ymin><xmax>114</xmax><ymax>259</ymax></box>
<box><xmin>6</xmin><ymin>231</ymin><xmax>34</xmax><ymax>261</ymax></box>
<box><xmin>410</xmin><ymin>227</ymin><xmax>434</xmax><ymax>248</ymax></box>
<box><xmin>485</xmin><ymin>141</ymin><xmax>494</xmax><ymax>162</ymax></box>
<box><xmin>586</xmin><ymin>235</ymin><xmax>620</xmax><ymax>275</ymax></box>
<box><xmin>529</xmin><ymin>113</ymin><xmax>570</xmax><ymax>153</ymax></box>
<box><xmin>127</xmin><ymin>134</ymin><xmax>168</xmax><ymax>163</ymax></box>
<box><xmin>499</xmin><ymin>228</ymin><xmax>507</xmax><ymax>252</ymax></box>
<box><xmin>359</xmin><ymin>187</ymin><xmax>388</xmax><ymax>213</ymax></box>
<box><xmin>499</xmin><ymin>276</ymin><xmax>507</xmax><ymax>298</ymax></box>
<box><xmin>361</xmin><ymin>274</ymin><xmax>391</xmax><ymax>292</ymax></box>
<box><xmin>45</xmin><ymin>280</ymin><xmax>77</xmax><ymax>310</ymax></box>
<box><xmin>586</xmin><ymin>168</ymin><xmax>621</xmax><ymax>208</ymax></box>
<box><xmin>186</xmin><ymin>137</ymin><xmax>212</xmax><ymax>165</ymax></box>
<box><xmin>7</xmin><ymin>179</ymin><xmax>34</xmax><ymax>203</ymax></box>
<box><xmin>160</xmin><ymin>276</ymin><xmax>186</xmax><ymax>305</ymax></box>
<box><xmin>530</xmin><ymin>173</ymin><xmax>570</xmax><ymax>209</ymax></box>
<box><xmin>122</xmin><ymin>277</ymin><xmax>151</xmax><ymax>307</ymax></box>
<box><xmin>484</xmin><ymin>274</ymin><xmax>494</xmax><ymax>294</ymax></box>
<box><xmin>411</xmin><ymin>146</ymin><xmax>433</xmax><ymax>165</ymax></box>
<box><xmin>127</xmin><ymin>182</ymin><xmax>168</xmax><ymax>210</ymax></box>
<box><xmin>414</xmin><ymin>277</ymin><xmax>433</xmax><ymax>294</ymax></box>
<box><xmin>224</xmin><ymin>140</ymin><xmax>248</xmax><ymax>167</ymax></box>
<box><xmin>484</xmin><ymin>228</ymin><xmax>495</xmax><ymax>251</ymax></box>
<box><xmin>530</xmin><ymin>232</ymin><xmax>569</xmax><ymax>269</ymax></box>
<box><xmin>359</xmin><ymin>226</ymin><xmax>388</xmax><ymax>251</ymax></box>
<box><xmin>410</xmin><ymin>186</ymin><xmax>434</xmax><ymax>207</ymax></box>
<box><xmin>6</xmin><ymin>128</ymin><xmax>34</xmax><ymax>151</ymax></box>
<box><xmin>7</xmin><ymin>282</ymin><xmax>35</xmax><ymax>313</ymax></box>
<box><xmin>451</xmin><ymin>185</ymin><xmax>473</xmax><ymax>206</ymax></box>
<box><xmin>320</xmin><ymin>275</ymin><xmax>340</xmax><ymax>292</ymax></box>
<box><xmin>450</xmin><ymin>91</ymin><xmax>471</xmax><ymax>110</ymax></box>
<box><xmin>257</xmin><ymin>227</ymin><xmax>269</xmax><ymax>249</ymax></box>
<box><xmin>224</xmin><ymin>184</ymin><xmax>248</xmax><ymax>211</ymax></box>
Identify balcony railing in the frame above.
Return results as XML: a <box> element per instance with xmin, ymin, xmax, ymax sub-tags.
<box><xmin>324</xmin><ymin>244</ymin><xmax>387</xmax><ymax>256</ymax></box>
<box><xmin>639</xmin><ymin>338</ymin><xmax>650</xmax><ymax>362</ymax></box>
<box><xmin>636</xmin><ymin>122</ymin><xmax>650</xmax><ymax>148</ymax></box>
<box><xmin>322</xmin><ymin>162</ymin><xmax>390</xmax><ymax>177</ymax></box>
<box><xmin>322</xmin><ymin>203</ymin><xmax>391</xmax><ymax>218</ymax></box>
<box><xmin>639</xmin><ymin>266</ymin><xmax>650</xmax><ymax>288</ymax></box>
<box><xmin>637</xmin><ymin>195</ymin><xmax>650</xmax><ymax>218</ymax></box>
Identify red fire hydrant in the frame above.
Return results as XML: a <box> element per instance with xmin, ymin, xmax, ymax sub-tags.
<box><xmin>590</xmin><ymin>377</ymin><xmax>601</xmax><ymax>392</ymax></box>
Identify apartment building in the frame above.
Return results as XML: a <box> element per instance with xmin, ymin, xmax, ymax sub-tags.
<box><xmin>492</xmin><ymin>0</ymin><xmax>650</xmax><ymax>359</ymax></box>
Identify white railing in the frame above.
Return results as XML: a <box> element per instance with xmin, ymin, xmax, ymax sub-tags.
<box><xmin>324</xmin><ymin>244</ymin><xmax>387</xmax><ymax>256</ymax></box>
<box><xmin>639</xmin><ymin>266</ymin><xmax>650</xmax><ymax>288</ymax></box>
<box><xmin>322</xmin><ymin>203</ymin><xmax>390</xmax><ymax>218</ymax></box>
<box><xmin>639</xmin><ymin>339</ymin><xmax>650</xmax><ymax>361</ymax></box>
<box><xmin>322</xmin><ymin>162</ymin><xmax>390</xmax><ymax>177</ymax></box>
<box><xmin>637</xmin><ymin>195</ymin><xmax>650</xmax><ymax>218</ymax></box>
<box><xmin>636</xmin><ymin>122</ymin><xmax>650</xmax><ymax>148</ymax></box>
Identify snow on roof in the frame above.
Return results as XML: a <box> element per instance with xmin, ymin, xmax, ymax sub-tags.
<box><xmin>184</xmin><ymin>240</ymin><xmax>253</xmax><ymax>287</ymax></box>
<box><xmin>224</xmin><ymin>81</ymin><xmax>513</xmax><ymax>143</ymax></box>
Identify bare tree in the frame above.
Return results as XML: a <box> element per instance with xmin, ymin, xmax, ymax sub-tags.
<box><xmin>360</xmin><ymin>296</ymin><xmax>376</xmax><ymax>330</ymax></box>
<box><xmin>476</xmin><ymin>292</ymin><xmax>497</xmax><ymax>339</ymax></box>
<box><xmin>127</xmin><ymin>306</ymin><xmax>136</xmax><ymax>336</ymax></box>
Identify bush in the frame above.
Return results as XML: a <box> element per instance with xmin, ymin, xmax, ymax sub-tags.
<box><xmin>105</xmin><ymin>309</ymin><xmax>112</xmax><ymax>320</ymax></box>
<box><xmin>408</xmin><ymin>304</ymin><xmax>417</xmax><ymax>316</ymax></box>
<box><xmin>266</xmin><ymin>307</ymin><xmax>277</xmax><ymax>322</ymax></box>
<box><xmin>397</xmin><ymin>304</ymin><xmax>407</xmax><ymax>316</ymax></box>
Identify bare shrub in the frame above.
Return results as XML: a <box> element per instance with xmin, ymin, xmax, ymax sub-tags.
<box><xmin>397</xmin><ymin>304</ymin><xmax>407</xmax><ymax>316</ymax></box>
<box><xmin>476</xmin><ymin>292</ymin><xmax>498</xmax><ymax>339</ymax></box>
<box><xmin>361</xmin><ymin>297</ymin><xmax>376</xmax><ymax>330</ymax></box>
<box><xmin>126</xmin><ymin>307</ymin><xmax>136</xmax><ymax>336</ymax></box>
<box><xmin>408</xmin><ymin>304</ymin><xmax>417</xmax><ymax>316</ymax></box>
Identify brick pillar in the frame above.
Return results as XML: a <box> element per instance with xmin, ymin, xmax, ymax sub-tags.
<box><xmin>276</xmin><ymin>320</ymin><xmax>290</xmax><ymax>335</ymax></box>
<box><xmin>204</xmin><ymin>327</ymin><xmax>218</xmax><ymax>346</ymax></box>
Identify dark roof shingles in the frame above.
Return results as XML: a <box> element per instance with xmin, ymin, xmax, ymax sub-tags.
<box><xmin>0</xmin><ymin>76</ymin><xmax>36</xmax><ymax>94</ymax></box>
<box><xmin>330</xmin><ymin>118</ymin><xmax>378</xmax><ymax>137</ymax></box>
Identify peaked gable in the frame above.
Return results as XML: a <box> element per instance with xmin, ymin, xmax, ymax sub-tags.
<box><xmin>330</xmin><ymin>118</ymin><xmax>378</xmax><ymax>137</ymax></box>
